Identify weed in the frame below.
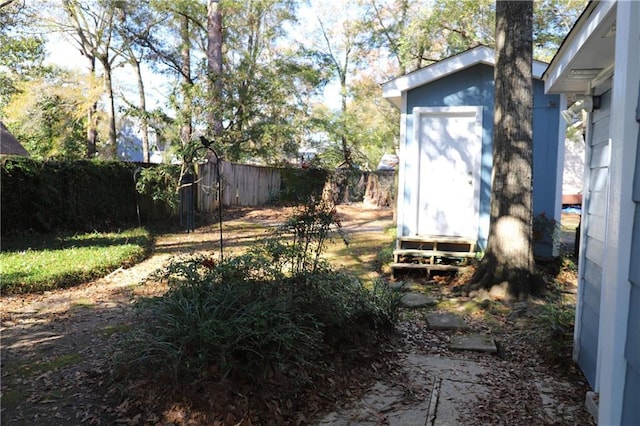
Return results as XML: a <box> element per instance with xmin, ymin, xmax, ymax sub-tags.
<box><xmin>533</xmin><ymin>302</ymin><xmax>575</xmax><ymax>363</ymax></box>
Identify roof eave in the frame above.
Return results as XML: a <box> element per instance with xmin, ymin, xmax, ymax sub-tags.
<box><xmin>543</xmin><ymin>1</ymin><xmax>616</xmax><ymax>94</ymax></box>
<box><xmin>382</xmin><ymin>45</ymin><xmax>549</xmax><ymax>105</ymax></box>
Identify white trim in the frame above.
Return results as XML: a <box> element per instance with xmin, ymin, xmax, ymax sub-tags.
<box><xmin>383</xmin><ymin>46</ymin><xmax>549</xmax><ymax>109</ymax></box>
<box><xmin>396</xmin><ymin>91</ymin><xmax>408</xmax><ymax>239</ymax></box>
<box><xmin>596</xmin><ymin>2</ymin><xmax>640</xmax><ymax>424</ymax></box>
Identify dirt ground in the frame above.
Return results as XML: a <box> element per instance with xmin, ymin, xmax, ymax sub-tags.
<box><xmin>0</xmin><ymin>204</ymin><xmax>592</xmax><ymax>425</ymax></box>
<box><xmin>0</xmin><ymin>204</ymin><xmax>394</xmax><ymax>425</ymax></box>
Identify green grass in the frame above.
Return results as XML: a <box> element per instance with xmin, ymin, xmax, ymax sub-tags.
<box><xmin>0</xmin><ymin>228</ymin><xmax>152</xmax><ymax>294</ymax></box>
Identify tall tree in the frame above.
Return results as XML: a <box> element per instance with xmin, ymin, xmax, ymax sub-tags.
<box><xmin>3</xmin><ymin>69</ymin><xmax>102</xmax><ymax>160</ymax></box>
<box><xmin>218</xmin><ymin>0</ymin><xmax>315</xmax><ymax>162</ymax></box>
<box><xmin>59</xmin><ymin>0</ymin><xmax>120</xmax><ymax>158</ymax></box>
<box><xmin>207</xmin><ymin>0</ymin><xmax>223</xmax><ymax>139</ymax></box>
<box><xmin>0</xmin><ymin>0</ymin><xmax>48</xmax><ymax>110</ymax></box>
<box><xmin>469</xmin><ymin>0</ymin><xmax>536</xmax><ymax>300</ymax></box>
<box><xmin>304</xmin><ymin>2</ymin><xmax>372</xmax><ymax>168</ymax></box>
<box><xmin>113</xmin><ymin>0</ymin><xmax>165</xmax><ymax>163</ymax></box>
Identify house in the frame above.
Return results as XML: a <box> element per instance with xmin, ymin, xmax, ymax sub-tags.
<box><xmin>382</xmin><ymin>46</ymin><xmax>563</xmax><ymax>274</ymax></box>
<box><xmin>543</xmin><ymin>1</ymin><xmax>640</xmax><ymax>424</ymax></box>
<box><xmin>0</xmin><ymin>121</ymin><xmax>29</xmax><ymax>157</ymax></box>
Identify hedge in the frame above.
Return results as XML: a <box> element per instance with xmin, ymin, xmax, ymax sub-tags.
<box><xmin>1</xmin><ymin>158</ymin><xmax>174</xmax><ymax>235</ymax></box>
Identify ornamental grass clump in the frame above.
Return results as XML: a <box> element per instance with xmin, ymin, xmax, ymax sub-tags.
<box><xmin>114</xmin><ymin>199</ymin><xmax>401</xmax><ymax>388</ymax></box>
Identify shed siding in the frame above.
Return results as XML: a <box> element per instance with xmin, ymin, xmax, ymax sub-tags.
<box><xmin>621</xmin><ymin>99</ymin><xmax>640</xmax><ymax>425</ymax></box>
<box><xmin>404</xmin><ymin>64</ymin><xmax>560</xmax><ymax>253</ymax></box>
<box><xmin>577</xmin><ymin>88</ymin><xmax>611</xmax><ymax>388</ymax></box>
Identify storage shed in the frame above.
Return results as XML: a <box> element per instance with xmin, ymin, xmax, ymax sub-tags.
<box><xmin>382</xmin><ymin>46</ymin><xmax>564</xmax><ymax>273</ymax></box>
<box><xmin>544</xmin><ymin>1</ymin><xmax>640</xmax><ymax>423</ymax></box>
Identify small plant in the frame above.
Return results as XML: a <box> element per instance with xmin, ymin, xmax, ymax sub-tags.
<box><xmin>268</xmin><ymin>197</ymin><xmax>348</xmax><ymax>275</ymax></box>
<box><xmin>533</xmin><ymin>302</ymin><xmax>575</xmax><ymax>363</ymax></box>
<box><xmin>533</xmin><ymin>212</ymin><xmax>560</xmax><ymax>244</ymax></box>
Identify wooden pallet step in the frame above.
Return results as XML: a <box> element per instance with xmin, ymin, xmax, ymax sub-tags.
<box><xmin>397</xmin><ymin>236</ymin><xmax>477</xmax><ymax>245</ymax></box>
<box><xmin>393</xmin><ymin>249</ymin><xmax>477</xmax><ymax>258</ymax></box>
<box><xmin>391</xmin><ymin>263</ymin><xmax>461</xmax><ymax>271</ymax></box>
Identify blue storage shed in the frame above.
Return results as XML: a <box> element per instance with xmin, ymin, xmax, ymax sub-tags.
<box><xmin>382</xmin><ymin>46</ymin><xmax>564</xmax><ymax>273</ymax></box>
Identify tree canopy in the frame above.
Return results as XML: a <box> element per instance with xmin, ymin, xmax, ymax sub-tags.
<box><xmin>0</xmin><ymin>0</ymin><xmax>587</xmax><ymax>164</ymax></box>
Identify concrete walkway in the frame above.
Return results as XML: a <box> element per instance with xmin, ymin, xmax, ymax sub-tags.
<box><xmin>314</xmin><ymin>300</ymin><xmax>588</xmax><ymax>425</ymax></box>
<box><xmin>315</xmin><ymin>309</ymin><xmax>496</xmax><ymax>425</ymax></box>
<box><xmin>315</xmin><ymin>351</ymin><xmax>490</xmax><ymax>425</ymax></box>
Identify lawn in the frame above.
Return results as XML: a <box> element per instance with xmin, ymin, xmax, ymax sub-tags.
<box><xmin>0</xmin><ymin>228</ymin><xmax>152</xmax><ymax>294</ymax></box>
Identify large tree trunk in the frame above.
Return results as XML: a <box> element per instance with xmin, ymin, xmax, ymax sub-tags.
<box><xmin>469</xmin><ymin>0</ymin><xmax>536</xmax><ymax>301</ymax></box>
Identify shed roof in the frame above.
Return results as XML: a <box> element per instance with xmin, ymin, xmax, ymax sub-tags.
<box><xmin>382</xmin><ymin>45</ymin><xmax>549</xmax><ymax>109</ymax></box>
<box><xmin>0</xmin><ymin>122</ymin><xmax>30</xmax><ymax>157</ymax></box>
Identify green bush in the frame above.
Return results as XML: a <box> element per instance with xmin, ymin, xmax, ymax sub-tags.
<box><xmin>117</xmin><ymin>255</ymin><xmax>399</xmax><ymax>385</ymax></box>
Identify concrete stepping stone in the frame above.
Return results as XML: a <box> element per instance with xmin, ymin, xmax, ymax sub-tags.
<box><xmin>388</xmin><ymin>281</ymin><xmax>423</xmax><ymax>292</ymax></box>
<box><xmin>399</xmin><ymin>292</ymin><xmax>436</xmax><ymax>308</ymax></box>
<box><xmin>450</xmin><ymin>334</ymin><xmax>497</xmax><ymax>353</ymax></box>
<box><xmin>425</xmin><ymin>312</ymin><xmax>470</xmax><ymax>331</ymax></box>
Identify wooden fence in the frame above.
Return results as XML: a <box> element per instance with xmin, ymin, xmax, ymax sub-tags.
<box><xmin>196</xmin><ymin>160</ymin><xmax>283</xmax><ymax>212</ymax></box>
<box><xmin>195</xmin><ymin>160</ymin><xmax>396</xmax><ymax>213</ymax></box>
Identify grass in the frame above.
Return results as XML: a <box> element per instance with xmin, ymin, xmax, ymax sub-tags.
<box><xmin>0</xmin><ymin>228</ymin><xmax>152</xmax><ymax>294</ymax></box>
<box><xmin>326</xmin><ymin>225</ymin><xmax>395</xmax><ymax>284</ymax></box>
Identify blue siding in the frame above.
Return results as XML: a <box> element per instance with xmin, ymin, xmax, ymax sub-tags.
<box><xmin>622</xmin><ymin>110</ymin><xmax>640</xmax><ymax>425</ymax></box>
<box><xmin>622</xmin><ymin>285</ymin><xmax>640</xmax><ymax>425</ymax></box>
<box><xmin>622</xmin><ymin>361</ymin><xmax>640</xmax><ymax>425</ymax></box>
<box><xmin>577</xmin><ymin>89</ymin><xmax>611</xmax><ymax>389</ymax></box>
<box><xmin>405</xmin><ymin>64</ymin><xmax>561</xmax><ymax>253</ymax></box>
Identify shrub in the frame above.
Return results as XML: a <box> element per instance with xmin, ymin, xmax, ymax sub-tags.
<box><xmin>0</xmin><ymin>158</ymin><xmax>174</xmax><ymax>234</ymax></box>
<box><xmin>114</xmin><ymin>200</ymin><xmax>400</xmax><ymax>387</ymax></box>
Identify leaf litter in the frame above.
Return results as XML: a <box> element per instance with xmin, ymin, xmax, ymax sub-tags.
<box><xmin>1</xmin><ymin>205</ymin><xmax>594</xmax><ymax>425</ymax></box>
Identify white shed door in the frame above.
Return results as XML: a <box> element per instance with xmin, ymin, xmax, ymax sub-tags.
<box><xmin>414</xmin><ymin>107</ymin><xmax>482</xmax><ymax>238</ymax></box>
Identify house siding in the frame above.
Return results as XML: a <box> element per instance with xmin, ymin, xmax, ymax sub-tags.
<box><xmin>577</xmin><ymin>88</ymin><xmax>612</xmax><ymax>388</ymax></box>
<box><xmin>621</xmin><ymin>94</ymin><xmax>640</xmax><ymax>425</ymax></box>
<box><xmin>404</xmin><ymin>63</ymin><xmax>561</xmax><ymax>254</ymax></box>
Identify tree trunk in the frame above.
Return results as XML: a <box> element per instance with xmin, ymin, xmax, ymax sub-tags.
<box><xmin>101</xmin><ymin>58</ymin><xmax>118</xmax><ymax>159</ymax></box>
<box><xmin>363</xmin><ymin>173</ymin><xmax>391</xmax><ymax>208</ymax></box>
<box><xmin>180</xmin><ymin>14</ymin><xmax>192</xmax><ymax>146</ymax></box>
<box><xmin>132</xmin><ymin>58</ymin><xmax>150</xmax><ymax>163</ymax></box>
<box><xmin>207</xmin><ymin>0</ymin><xmax>223</xmax><ymax>138</ymax></box>
<box><xmin>469</xmin><ymin>0</ymin><xmax>536</xmax><ymax>301</ymax></box>
<box><xmin>86</xmin><ymin>56</ymin><xmax>98</xmax><ymax>158</ymax></box>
